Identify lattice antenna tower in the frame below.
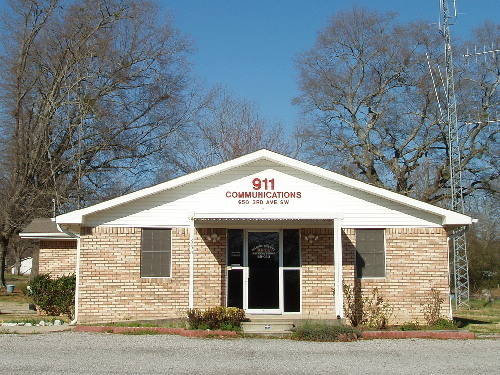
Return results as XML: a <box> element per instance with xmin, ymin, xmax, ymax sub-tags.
<box><xmin>439</xmin><ymin>0</ymin><xmax>470</xmax><ymax>309</ymax></box>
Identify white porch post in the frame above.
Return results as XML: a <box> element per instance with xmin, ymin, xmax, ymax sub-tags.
<box><xmin>188</xmin><ymin>219</ymin><xmax>195</xmax><ymax>309</ymax></box>
<box><xmin>333</xmin><ymin>218</ymin><xmax>344</xmax><ymax>318</ymax></box>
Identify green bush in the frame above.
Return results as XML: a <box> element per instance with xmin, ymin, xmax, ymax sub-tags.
<box><xmin>292</xmin><ymin>322</ymin><xmax>360</xmax><ymax>341</ymax></box>
<box><xmin>400</xmin><ymin>321</ymin><xmax>422</xmax><ymax>331</ymax></box>
<box><xmin>26</xmin><ymin>274</ymin><xmax>76</xmax><ymax>319</ymax></box>
<box><xmin>399</xmin><ymin>319</ymin><xmax>457</xmax><ymax>331</ymax></box>
<box><xmin>186</xmin><ymin>307</ymin><xmax>246</xmax><ymax>330</ymax></box>
<box><xmin>430</xmin><ymin>318</ymin><xmax>457</xmax><ymax>330</ymax></box>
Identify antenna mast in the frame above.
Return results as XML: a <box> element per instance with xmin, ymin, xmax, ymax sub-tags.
<box><xmin>439</xmin><ymin>0</ymin><xmax>470</xmax><ymax>309</ymax></box>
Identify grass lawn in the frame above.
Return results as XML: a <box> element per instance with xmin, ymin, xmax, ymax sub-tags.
<box><xmin>453</xmin><ymin>299</ymin><xmax>500</xmax><ymax>334</ymax></box>
<box><xmin>0</xmin><ymin>274</ymin><xmax>30</xmax><ymax>303</ymax></box>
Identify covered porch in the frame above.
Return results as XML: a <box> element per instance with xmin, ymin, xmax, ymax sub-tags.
<box><xmin>189</xmin><ymin>212</ymin><xmax>346</xmax><ymax>320</ymax></box>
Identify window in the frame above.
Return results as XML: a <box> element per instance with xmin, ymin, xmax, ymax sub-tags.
<box><xmin>227</xmin><ymin>229</ymin><xmax>243</xmax><ymax>266</ymax></box>
<box><xmin>283</xmin><ymin>229</ymin><xmax>300</xmax><ymax>267</ymax></box>
<box><xmin>355</xmin><ymin>229</ymin><xmax>385</xmax><ymax>278</ymax></box>
<box><xmin>283</xmin><ymin>229</ymin><xmax>301</xmax><ymax>312</ymax></box>
<box><xmin>227</xmin><ymin>229</ymin><xmax>244</xmax><ymax>308</ymax></box>
<box><xmin>141</xmin><ymin>229</ymin><xmax>171</xmax><ymax>277</ymax></box>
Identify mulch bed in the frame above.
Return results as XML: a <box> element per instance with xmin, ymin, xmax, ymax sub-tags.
<box><xmin>74</xmin><ymin>325</ymin><xmax>239</xmax><ymax>338</ymax></box>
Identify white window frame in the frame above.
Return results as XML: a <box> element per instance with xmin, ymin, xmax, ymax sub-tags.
<box><xmin>355</xmin><ymin>228</ymin><xmax>386</xmax><ymax>280</ymax></box>
<box><xmin>140</xmin><ymin>228</ymin><xmax>173</xmax><ymax>279</ymax></box>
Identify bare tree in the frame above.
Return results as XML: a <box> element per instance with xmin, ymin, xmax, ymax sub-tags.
<box><xmin>0</xmin><ymin>0</ymin><xmax>193</xmax><ymax>286</ymax></box>
<box><xmin>158</xmin><ymin>88</ymin><xmax>295</xmax><ymax>178</ymax></box>
<box><xmin>294</xmin><ymin>7</ymin><xmax>498</xmax><ymax>205</ymax></box>
<box><xmin>7</xmin><ymin>236</ymin><xmax>35</xmax><ymax>276</ymax></box>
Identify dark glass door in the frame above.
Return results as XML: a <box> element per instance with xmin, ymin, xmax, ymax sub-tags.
<box><xmin>247</xmin><ymin>231</ymin><xmax>280</xmax><ymax>310</ymax></box>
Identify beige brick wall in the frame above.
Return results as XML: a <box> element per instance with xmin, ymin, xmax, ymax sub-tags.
<box><xmin>39</xmin><ymin>240</ymin><xmax>77</xmax><ymax>277</ymax></box>
<box><xmin>352</xmin><ymin>227</ymin><xmax>451</xmax><ymax>323</ymax></box>
<box><xmin>193</xmin><ymin>228</ymin><xmax>227</xmax><ymax>309</ymax></box>
<box><xmin>300</xmin><ymin>227</ymin><xmax>451</xmax><ymax>323</ymax></box>
<box><xmin>74</xmin><ymin>225</ymin><xmax>450</xmax><ymax>324</ymax></box>
<box><xmin>301</xmin><ymin>228</ymin><xmax>334</xmax><ymax>316</ymax></box>
<box><xmin>78</xmin><ymin>227</ymin><xmax>189</xmax><ymax>323</ymax></box>
<box><xmin>78</xmin><ymin>226</ymin><xmax>227</xmax><ymax>323</ymax></box>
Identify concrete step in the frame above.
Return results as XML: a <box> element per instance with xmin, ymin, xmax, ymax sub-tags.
<box><xmin>241</xmin><ymin>321</ymin><xmax>294</xmax><ymax>334</ymax></box>
<box><xmin>243</xmin><ymin>331</ymin><xmax>293</xmax><ymax>337</ymax></box>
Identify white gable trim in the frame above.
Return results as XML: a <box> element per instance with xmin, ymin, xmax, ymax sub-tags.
<box><xmin>56</xmin><ymin>149</ymin><xmax>472</xmax><ymax>226</ymax></box>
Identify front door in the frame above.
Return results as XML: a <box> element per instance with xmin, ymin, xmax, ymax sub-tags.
<box><xmin>247</xmin><ymin>231</ymin><xmax>280</xmax><ymax>313</ymax></box>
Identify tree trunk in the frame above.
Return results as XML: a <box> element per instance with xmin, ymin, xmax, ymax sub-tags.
<box><xmin>0</xmin><ymin>236</ymin><xmax>10</xmax><ymax>287</ymax></box>
<box><xmin>14</xmin><ymin>256</ymin><xmax>21</xmax><ymax>275</ymax></box>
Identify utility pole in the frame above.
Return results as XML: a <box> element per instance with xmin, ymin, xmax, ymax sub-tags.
<box><xmin>439</xmin><ymin>0</ymin><xmax>470</xmax><ymax>309</ymax></box>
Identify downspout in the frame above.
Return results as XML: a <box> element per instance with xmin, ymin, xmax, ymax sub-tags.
<box><xmin>54</xmin><ymin>220</ymin><xmax>80</xmax><ymax>325</ymax></box>
<box><xmin>188</xmin><ymin>217</ymin><xmax>195</xmax><ymax>309</ymax></box>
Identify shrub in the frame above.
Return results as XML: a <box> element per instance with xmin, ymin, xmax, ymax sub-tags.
<box><xmin>341</xmin><ymin>284</ymin><xmax>393</xmax><ymax>329</ymax></box>
<box><xmin>363</xmin><ymin>288</ymin><xmax>393</xmax><ymax>329</ymax></box>
<box><xmin>421</xmin><ymin>288</ymin><xmax>444</xmax><ymax>326</ymax></box>
<box><xmin>26</xmin><ymin>274</ymin><xmax>76</xmax><ymax>319</ymax></box>
<box><xmin>186</xmin><ymin>307</ymin><xmax>246</xmax><ymax>330</ymax></box>
<box><xmin>430</xmin><ymin>318</ymin><xmax>457</xmax><ymax>330</ymax></box>
<box><xmin>400</xmin><ymin>321</ymin><xmax>421</xmax><ymax>331</ymax></box>
<box><xmin>343</xmin><ymin>283</ymin><xmax>364</xmax><ymax>327</ymax></box>
<box><xmin>292</xmin><ymin>322</ymin><xmax>360</xmax><ymax>341</ymax></box>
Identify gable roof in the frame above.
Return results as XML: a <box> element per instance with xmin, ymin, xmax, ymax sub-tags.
<box><xmin>56</xmin><ymin>149</ymin><xmax>473</xmax><ymax>226</ymax></box>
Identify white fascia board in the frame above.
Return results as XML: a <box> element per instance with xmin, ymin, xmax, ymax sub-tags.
<box><xmin>56</xmin><ymin>149</ymin><xmax>473</xmax><ymax>226</ymax></box>
<box><xmin>19</xmin><ymin>232</ymin><xmax>77</xmax><ymax>240</ymax></box>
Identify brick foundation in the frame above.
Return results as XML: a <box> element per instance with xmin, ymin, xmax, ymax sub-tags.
<box><xmin>39</xmin><ymin>240</ymin><xmax>77</xmax><ymax>277</ymax></box>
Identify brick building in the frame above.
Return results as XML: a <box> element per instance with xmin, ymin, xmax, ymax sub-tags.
<box><xmin>20</xmin><ymin>150</ymin><xmax>473</xmax><ymax>324</ymax></box>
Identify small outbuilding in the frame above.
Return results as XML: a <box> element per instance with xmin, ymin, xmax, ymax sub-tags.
<box><xmin>20</xmin><ymin>150</ymin><xmax>472</xmax><ymax>324</ymax></box>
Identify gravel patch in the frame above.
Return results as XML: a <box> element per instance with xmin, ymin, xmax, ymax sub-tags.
<box><xmin>1</xmin><ymin>332</ymin><xmax>499</xmax><ymax>374</ymax></box>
